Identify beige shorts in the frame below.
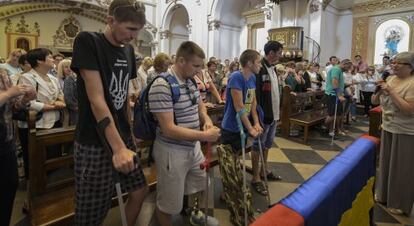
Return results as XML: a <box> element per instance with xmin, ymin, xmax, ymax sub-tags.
<box><xmin>153</xmin><ymin>140</ymin><xmax>207</xmax><ymax>215</ymax></box>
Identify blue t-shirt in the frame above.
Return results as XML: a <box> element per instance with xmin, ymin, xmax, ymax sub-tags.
<box><xmin>221</xmin><ymin>71</ymin><xmax>256</xmax><ymax>133</ymax></box>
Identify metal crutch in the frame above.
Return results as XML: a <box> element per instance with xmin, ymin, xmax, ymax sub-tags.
<box><xmin>236</xmin><ymin>113</ymin><xmax>248</xmax><ymax>226</ymax></box>
<box><xmin>331</xmin><ymin>96</ymin><xmax>339</xmax><ymax>145</ymax></box>
<box><xmin>257</xmin><ymin>136</ymin><xmax>274</xmax><ymax>208</ymax></box>
<box><xmin>199</xmin><ymin>142</ymin><xmax>212</xmax><ymax>226</ymax></box>
<box><xmin>96</xmin><ymin>117</ymin><xmax>135</xmax><ymax>226</ymax></box>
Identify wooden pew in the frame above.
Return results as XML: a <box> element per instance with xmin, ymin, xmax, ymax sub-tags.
<box><xmin>281</xmin><ymin>86</ymin><xmax>327</xmax><ymax>142</ymax></box>
<box><xmin>369</xmin><ymin>106</ymin><xmax>382</xmax><ymax>139</ymax></box>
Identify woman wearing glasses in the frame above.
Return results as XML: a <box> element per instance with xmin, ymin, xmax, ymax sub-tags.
<box><xmin>372</xmin><ymin>52</ymin><xmax>414</xmax><ymax>216</ymax></box>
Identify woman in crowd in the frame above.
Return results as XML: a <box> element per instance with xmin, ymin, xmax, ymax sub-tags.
<box><xmin>284</xmin><ymin>61</ymin><xmax>304</xmax><ymax>94</ymax></box>
<box><xmin>303</xmin><ymin>62</ymin><xmax>323</xmax><ymax>91</ymax></box>
<box><xmin>146</xmin><ymin>52</ymin><xmax>171</xmax><ymax>84</ymax></box>
<box><xmin>372</xmin><ymin>51</ymin><xmax>414</xmax><ymax>216</ymax></box>
<box><xmin>0</xmin><ymin>49</ymin><xmax>26</xmax><ymax>77</ymax></box>
<box><xmin>355</xmin><ymin>66</ymin><xmax>379</xmax><ymax>116</ymax></box>
<box><xmin>18</xmin><ymin>48</ymin><xmax>66</xmax><ymax>178</ymax></box>
<box><xmin>0</xmin><ymin>68</ymin><xmax>36</xmax><ymax>226</ymax></box>
<box><xmin>10</xmin><ymin>54</ymin><xmax>32</xmax><ymax>86</ymax></box>
<box><xmin>61</xmin><ymin>59</ymin><xmax>78</xmax><ymax>126</ymax></box>
<box><xmin>194</xmin><ymin>61</ymin><xmax>223</xmax><ymax>105</ymax></box>
<box><xmin>57</xmin><ymin>59</ymin><xmax>73</xmax><ymax>89</ymax></box>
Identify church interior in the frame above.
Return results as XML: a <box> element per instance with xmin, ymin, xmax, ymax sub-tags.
<box><xmin>1</xmin><ymin>0</ymin><xmax>414</xmax><ymax>225</ymax></box>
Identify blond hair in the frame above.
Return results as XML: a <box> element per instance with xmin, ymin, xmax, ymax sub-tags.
<box><xmin>57</xmin><ymin>59</ymin><xmax>72</xmax><ymax>79</ymax></box>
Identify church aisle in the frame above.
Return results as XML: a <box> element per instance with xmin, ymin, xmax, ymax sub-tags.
<box><xmin>10</xmin><ymin>117</ymin><xmax>413</xmax><ymax>226</ymax></box>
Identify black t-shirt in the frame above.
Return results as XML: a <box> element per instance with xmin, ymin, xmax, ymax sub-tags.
<box><xmin>71</xmin><ymin>32</ymin><xmax>137</xmax><ymax>145</ymax></box>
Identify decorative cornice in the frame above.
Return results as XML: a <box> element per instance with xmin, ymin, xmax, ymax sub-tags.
<box><xmin>353</xmin><ymin>0</ymin><xmax>414</xmax><ymax>15</ymax></box>
<box><xmin>208</xmin><ymin>20</ymin><xmax>221</xmax><ymax>31</ymax></box>
<box><xmin>5</xmin><ymin>15</ymin><xmax>40</xmax><ymax>35</ymax></box>
<box><xmin>53</xmin><ymin>15</ymin><xmax>82</xmax><ymax>48</ymax></box>
<box><xmin>159</xmin><ymin>30</ymin><xmax>171</xmax><ymax>39</ymax></box>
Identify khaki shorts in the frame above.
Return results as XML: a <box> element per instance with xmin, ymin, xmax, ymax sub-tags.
<box><xmin>153</xmin><ymin>140</ymin><xmax>206</xmax><ymax>214</ymax></box>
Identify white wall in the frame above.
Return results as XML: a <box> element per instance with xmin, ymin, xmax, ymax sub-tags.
<box><xmin>319</xmin><ymin>6</ymin><xmax>352</xmax><ymax>64</ymax></box>
<box><xmin>335</xmin><ymin>11</ymin><xmax>353</xmax><ymax>60</ymax></box>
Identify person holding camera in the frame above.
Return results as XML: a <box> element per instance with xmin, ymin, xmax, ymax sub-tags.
<box><xmin>372</xmin><ymin>52</ymin><xmax>414</xmax><ymax>216</ymax></box>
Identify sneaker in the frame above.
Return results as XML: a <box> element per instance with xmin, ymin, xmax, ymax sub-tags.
<box><xmin>388</xmin><ymin>208</ymin><xmax>404</xmax><ymax>215</ymax></box>
<box><xmin>190</xmin><ymin>210</ymin><xmax>219</xmax><ymax>226</ymax></box>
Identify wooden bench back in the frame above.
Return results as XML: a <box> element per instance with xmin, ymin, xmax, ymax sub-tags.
<box><xmin>27</xmin><ymin>110</ymin><xmax>75</xmax><ymax>197</ymax></box>
<box><xmin>281</xmin><ymin>86</ymin><xmax>326</xmax><ymax>137</ymax></box>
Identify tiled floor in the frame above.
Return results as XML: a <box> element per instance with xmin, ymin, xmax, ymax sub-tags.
<box><xmin>11</xmin><ymin>117</ymin><xmax>414</xmax><ymax>226</ymax></box>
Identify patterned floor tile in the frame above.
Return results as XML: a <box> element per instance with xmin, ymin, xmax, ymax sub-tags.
<box><xmin>292</xmin><ymin>163</ymin><xmax>324</xmax><ymax>180</ymax></box>
<box><xmin>274</xmin><ymin>136</ymin><xmax>313</xmax><ymax>150</ymax></box>
<box><xmin>282</xmin><ymin>149</ymin><xmax>327</xmax><ymax>165</ymax></box>
<box><xmin>315</xmin><ymin>150</ymin><xmax>340</xmax><ymax>162</ymax></box>
<box><xmin>266</xmin><ymin>162</ymin><xmax>305</xmax><ymax>184</ymax></box>
<box><xmin>374</xmin><ymin>204</ymin><xmax>400</xmax><ymax>224</ymax></box>
<box><xmin>267</xmin><ymin>147</ymin><xmax>291</xmax><ymax>163</ymax></box>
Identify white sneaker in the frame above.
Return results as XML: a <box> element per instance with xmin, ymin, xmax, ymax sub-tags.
<box><xmin>190</xmin><ymin>210</ymin><xmax>219</xmax><ymax>226</ymax></box>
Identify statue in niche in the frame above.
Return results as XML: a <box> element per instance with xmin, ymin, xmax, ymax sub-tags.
<box><xmin>384</xmin><ymin>26</ymin><xmax>403</xmax><ymax>56</ymax></box>
<box><xmin>16</xmin><ymin>38</ymin><xmax>30</xmax><ymax>52</ymax></box>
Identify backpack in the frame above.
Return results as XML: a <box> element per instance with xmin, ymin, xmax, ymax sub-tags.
<box><xmin>132</xmin><ymin>73</ymin><xmax>197</xmax><ymax>141</ymax></box>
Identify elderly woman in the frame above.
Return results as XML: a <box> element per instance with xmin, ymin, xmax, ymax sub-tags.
<box><xmin>195</xmin><ymin>61</ymin><xmax>224</xmax><ymax>105</ymax></box>
<box><xmin>18</xmin><ymin>48</ymin><xmax>65</xmax><ymax>178</ymax></box>
<box><xmin>372</xmin><ymin>52</ymin><xmax>414</xmax><ymax>216</ymax></box>
<box><xmin>146</xmin><ymin>52</ymin><xmax>171</xmax><ymax>84</ymax></box>
<box><xmin>57</xmin><ymin>59</ymin><xmax>72</xmax><ymax>89</ymax></box>
<box><xmin>60</xmin><ymin>59</ymin><xmax>78</xmax><ymax>125</ymax></box>
<box><xmin>0</xmin><ymin>48</ymin><xmax>26</xmax><ymax>77</ymax></box>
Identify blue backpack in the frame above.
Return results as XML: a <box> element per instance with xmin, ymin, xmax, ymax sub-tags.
<box><xmin>133</xmin><ymin>73</ymin><xmax>196</xmax><ymax>141</ymax></box>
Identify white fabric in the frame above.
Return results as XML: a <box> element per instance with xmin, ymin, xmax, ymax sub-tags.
<box><xmin>18</xmin><ymin>69</ymin><xmax>62</xmax><ymax>129</ymax></box>
<box><xmin>267</xmin><ymin>65</ymin><xmax>280</xmax><ymax>121</ymax></box>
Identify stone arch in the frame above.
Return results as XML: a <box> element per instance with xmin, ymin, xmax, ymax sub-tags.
<box><xmin>160</xmin><ymin>2</ymin><xmax>190</xmax><ymax>54</ymax></box>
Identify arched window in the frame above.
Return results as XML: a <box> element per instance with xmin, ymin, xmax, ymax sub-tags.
<box><xmin>374</xmin><ymin>19</ymin><xmax>410</xmax><ymax>64</ymax></box>
<box><xmin>16</xmin><ymin>38</ymin><xmax>30</xmax><ymax>52</ymax></box>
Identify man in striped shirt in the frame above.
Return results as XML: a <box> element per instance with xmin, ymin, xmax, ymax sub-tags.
<box><xmin>148</xmin><ymin>41</ymin><xmax>220</xmax><ymax>226</ymax></box>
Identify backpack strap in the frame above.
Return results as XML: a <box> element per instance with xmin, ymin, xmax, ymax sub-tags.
<box><xmin>163</xmin><ymin>74</ymin><xmax>181</xmax><ymax>104</ymax></box>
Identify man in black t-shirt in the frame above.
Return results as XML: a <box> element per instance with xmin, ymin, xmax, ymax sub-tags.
<box><xmin>70</xmin><ymin>0</ymin><xmax>147</xmax><ymax>225</ymax></box>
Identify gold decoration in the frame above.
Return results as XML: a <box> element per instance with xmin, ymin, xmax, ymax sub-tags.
<box><xmin>353</xmin><ymin>0</ymin><xmax>414</xmax><ymax>15</ymax></box>
<box><xmin>352</xmin><ymin>17</ymin><xmax>369</xmax><ymax>58</ymax></box>
<box><xmin>5</xmin><ymin>18</ymin><xmax>13</xmax><ymax>33</ymax></box>
<box><xmin>53</xmin><ymin>16</ymin><xmax>82</xmax><ymax>48</ymax></box>
<box><xmin>15</xmin><ymin>16</ymin><xmax>30</xmax><ymax>33</ymax></box>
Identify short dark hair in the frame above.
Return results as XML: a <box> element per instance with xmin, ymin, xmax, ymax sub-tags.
<box><xmin>109</xmin><ymin>0</ymin><xmax>146</xmax><ymax>25</ymax></box>
<box><xmin>176</xmin><ymin>41</ymin><xmax>205</xmax><ymax>61</ymax></box>
<box><xmin>383</xmin><ymin>55</ymin><xmax>390</xmax><ymax>60</ymax></box>
<box><xmin>26</xmin><ymin>48</ymin><xmax>52</xmax><ymax>68</ymax></box>
<box><xmin>53</xmin><ymin>53</ymin><xmax>64</xmax><ymax>60</ymax></box>
<box><xmin>329</xmin><ymin>56</ymin><xmax>337</xmax><ymax>61</ymax></box>
<box><xmin>264</xmin><ymin>41</ymin><xmax>283</xmax><ymax>56</ymax></box>
<box><xmin>207</xmin><ymin>60</ymin><xmax>217</xmax><ymax>68</ymax></box>
<box><xmin>354</xmin><ymin>54</ymin><xmax>362</xmax><ymax>58</ymax></box>
<box><xmin>239</xmin><ymin>49</ymin><xmax>260</xmax><ymax>67</ymax></box>
<box><xmin>18</xmin><ymin>54</ymin><xmax>27</xmax><ymax>65</ymax></box>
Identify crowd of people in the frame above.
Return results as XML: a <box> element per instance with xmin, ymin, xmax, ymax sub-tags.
<box><xmin>1</xmin><ymin>0</ymin><xmax>413</xmax><ymax>225</ymax></box>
